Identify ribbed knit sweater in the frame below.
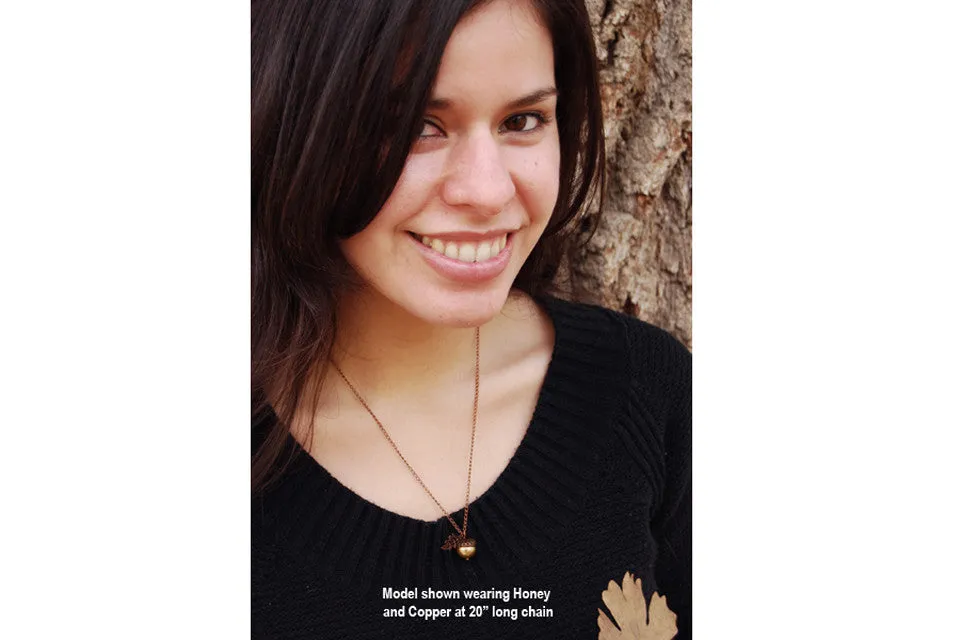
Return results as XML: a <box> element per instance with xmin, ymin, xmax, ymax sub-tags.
<box><xmin>252</xmin><ymin>296</ymin><xmax>692</xmax><ymax>639</ymax></box>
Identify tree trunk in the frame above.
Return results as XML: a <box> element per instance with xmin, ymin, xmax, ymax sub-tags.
<box><xmin>565</xmin><ymin>0</ymin><xmax>692</xmax><ymax>349</ymax></box>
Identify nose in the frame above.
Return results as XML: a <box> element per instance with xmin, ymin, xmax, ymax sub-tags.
<box><xmin>441</xmin><ymin>131</ymin><xmax>516</xmax><ymax>216</ymax></box>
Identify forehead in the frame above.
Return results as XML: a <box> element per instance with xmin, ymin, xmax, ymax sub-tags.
<box><xmin>431</xmin><ymin>0</ymin><xmax>555</xmax><ymax>104</ymax></box>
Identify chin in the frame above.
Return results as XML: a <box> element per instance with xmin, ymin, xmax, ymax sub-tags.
<box><xmin>407</xmin><ymin>284</ymin><xmax>514</xmax><ymax>328</ymax></box>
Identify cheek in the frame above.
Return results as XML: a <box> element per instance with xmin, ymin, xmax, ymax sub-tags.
<box><xmin>338</xmin><ymin>155</ymin><xmax>447</xmax><ymax>268</ymax></box>
<box><xmin>338</xmin><ymin>228</ymin><xmax>374</xmax><ymax>279</ymax></box>
<box><xmin>515</xmin><ymin>146</ymin><xmax>561</xmax><ymax>223</ymax></box>
<box><xmin>339</xmin><ymin>156</ymin><xmax>442</xmax><ymax>261</ymax></box>
<box><xmin>376</xmin><ymin>154</ymin><xmax>444</xmax><ymax>224</ymax></box>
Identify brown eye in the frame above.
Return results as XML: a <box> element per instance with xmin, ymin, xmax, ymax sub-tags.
<box><xmin>419</xmin><ymin>120</ymin><xmax>444</xmax><ymax>138</ymax></box>
<box><xmin>501</xmin><ymin>113</ymin><xmax>541</xmax><ymax>133</ymax></box>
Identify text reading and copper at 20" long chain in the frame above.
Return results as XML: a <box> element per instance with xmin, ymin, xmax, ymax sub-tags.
<box><xmin>381</xmin><ymin>586</ymin><xmax>555</xmax><ymax>621</ymax></box>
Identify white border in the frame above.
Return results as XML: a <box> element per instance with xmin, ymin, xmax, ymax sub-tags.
<box><xmin>695</xmin><ymin>0</ymin><xmax>960</xmax><ymax>636</ymax></box>
<box><xmin>1</xmin><ymin>3</ymin><xmax>250</xmax><ymax>637</ymax></box>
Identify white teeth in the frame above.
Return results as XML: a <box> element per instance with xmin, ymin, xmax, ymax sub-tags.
<box><xmin>417</xmin><ymin>233</ymin><xmax>509</xmax><ymax>263</ymax></box>
<box><xmin>458</xmin><ymin>243</ymin><xmax>476</xmax><ymax>262</ymax></box>
<box><xmin>476</xmin><ymin>242</ymin><xmax>491</xmax><ymax>261</ymax></box>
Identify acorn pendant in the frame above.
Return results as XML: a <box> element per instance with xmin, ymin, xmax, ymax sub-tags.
<box><xmin>442</xmin><ymin>533</ymin><xmax>476</xmax><ymax>559</ymax></box>
<box><xmin>456</xmin><ymin>538</ymin><xmax>476</xmax><ymax>560</ymax></box>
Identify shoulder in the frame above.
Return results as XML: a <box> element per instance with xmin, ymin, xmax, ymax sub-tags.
<box><xmin>539</xmin><ymin>295</ymin><xmax>690</xmax><ymax>370</ymax></box>
<box><xmin>538</xmin><ymin>295</ymin><xmax>690</xmax><ymax>415</ymax></box>
<box><xmin>620</xmin><ymin>312</ymin><xmax>691</xmax><ymax>406</ymax></box>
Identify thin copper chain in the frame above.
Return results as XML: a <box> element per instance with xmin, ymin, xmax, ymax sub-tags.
<box><xmin>332</xmin><ymin>327</ymin><xmax>480</xmax><ymax>539</ymax></box>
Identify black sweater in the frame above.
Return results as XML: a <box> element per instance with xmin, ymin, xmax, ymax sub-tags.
<box><xmin>252</xmin><ymin>296</ymin><xmax>692</xmax><ymax>639</ymax></box>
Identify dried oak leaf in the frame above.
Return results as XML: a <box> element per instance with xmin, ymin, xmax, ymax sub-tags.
<box><xmin>597</xmin><ymin>571</ymin><xmax>678</xmax><ymax>640</ymax></box>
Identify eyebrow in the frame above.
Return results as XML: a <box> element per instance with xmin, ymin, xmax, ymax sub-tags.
<box><xmin>426</xmin><ymin>87</ymin><xmax>558</xmax><ymax>111</ymax></box>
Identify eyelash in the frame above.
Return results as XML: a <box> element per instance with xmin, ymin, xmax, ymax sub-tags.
<box><xmin>419</xmin><ymin>111</ymin><xmax>552</xmax><ymax>138</ymax></box>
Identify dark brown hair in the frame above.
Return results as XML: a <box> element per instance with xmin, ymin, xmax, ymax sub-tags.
<box><xmin>252</xmin><ymin>0</ymin><xmax>605</xmax><ymax>493</ymax></box>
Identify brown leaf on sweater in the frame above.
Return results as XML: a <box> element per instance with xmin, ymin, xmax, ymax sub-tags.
<box><xmin>597</xmin><ymin>572</ymin><xmax>678</xmax><ymax>640</ymax></box>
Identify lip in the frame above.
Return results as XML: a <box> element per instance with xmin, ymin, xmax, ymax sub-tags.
<box><xmin>409</xmin><ymin>231</ymin><xmax>513</xmax><ymax>284</ymax></box>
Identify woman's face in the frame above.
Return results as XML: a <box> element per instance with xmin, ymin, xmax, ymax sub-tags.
<box><xmin>340</xmin><ymin>0</ymin><xmax>560</xmax><ymax>327</ymax></box>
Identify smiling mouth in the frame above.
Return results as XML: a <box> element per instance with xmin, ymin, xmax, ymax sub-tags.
<box><xmin>409</xmin><ymin>232</ymin><xmax>510</xmax><ymax>264</ymax></box>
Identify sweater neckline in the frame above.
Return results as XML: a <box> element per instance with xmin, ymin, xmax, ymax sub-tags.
<box><xmin>258</xmin><ymin>296</ymin><xmax>630</xmax><ymax>588</ymax></box>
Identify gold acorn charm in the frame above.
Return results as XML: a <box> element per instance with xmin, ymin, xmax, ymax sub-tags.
<box><xmin>456</xmin><ymin>538</ymin><xmax>476</xmax><ymax>560</ymax></box>
<box><xmin>442</xmin><ymin>533</ymin><xmax>477</xmax><ymax>559</ymax></box>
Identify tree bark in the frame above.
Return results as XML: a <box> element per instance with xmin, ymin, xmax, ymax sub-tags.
<box><xmin>565</xmin><ymin>0</ymin><xmax>692</xmax><ymax>349</ymax></box>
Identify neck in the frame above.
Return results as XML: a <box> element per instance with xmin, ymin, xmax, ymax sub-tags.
<box><xmin>332</xmin><ymin>287</ymin><xmax>484</xmax><ymax>396</ymax></box>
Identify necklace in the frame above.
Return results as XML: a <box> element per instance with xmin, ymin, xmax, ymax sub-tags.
<box><xmin>332</xmin><ymin>326</ymin><xmax>480</xmax><ymax>560</ymax></box>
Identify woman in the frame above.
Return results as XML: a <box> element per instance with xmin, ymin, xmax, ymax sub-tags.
<box><xmin>252</xmin><ymin>0</ymin><xmax>691</xmax><ymax>638</ymax></box>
